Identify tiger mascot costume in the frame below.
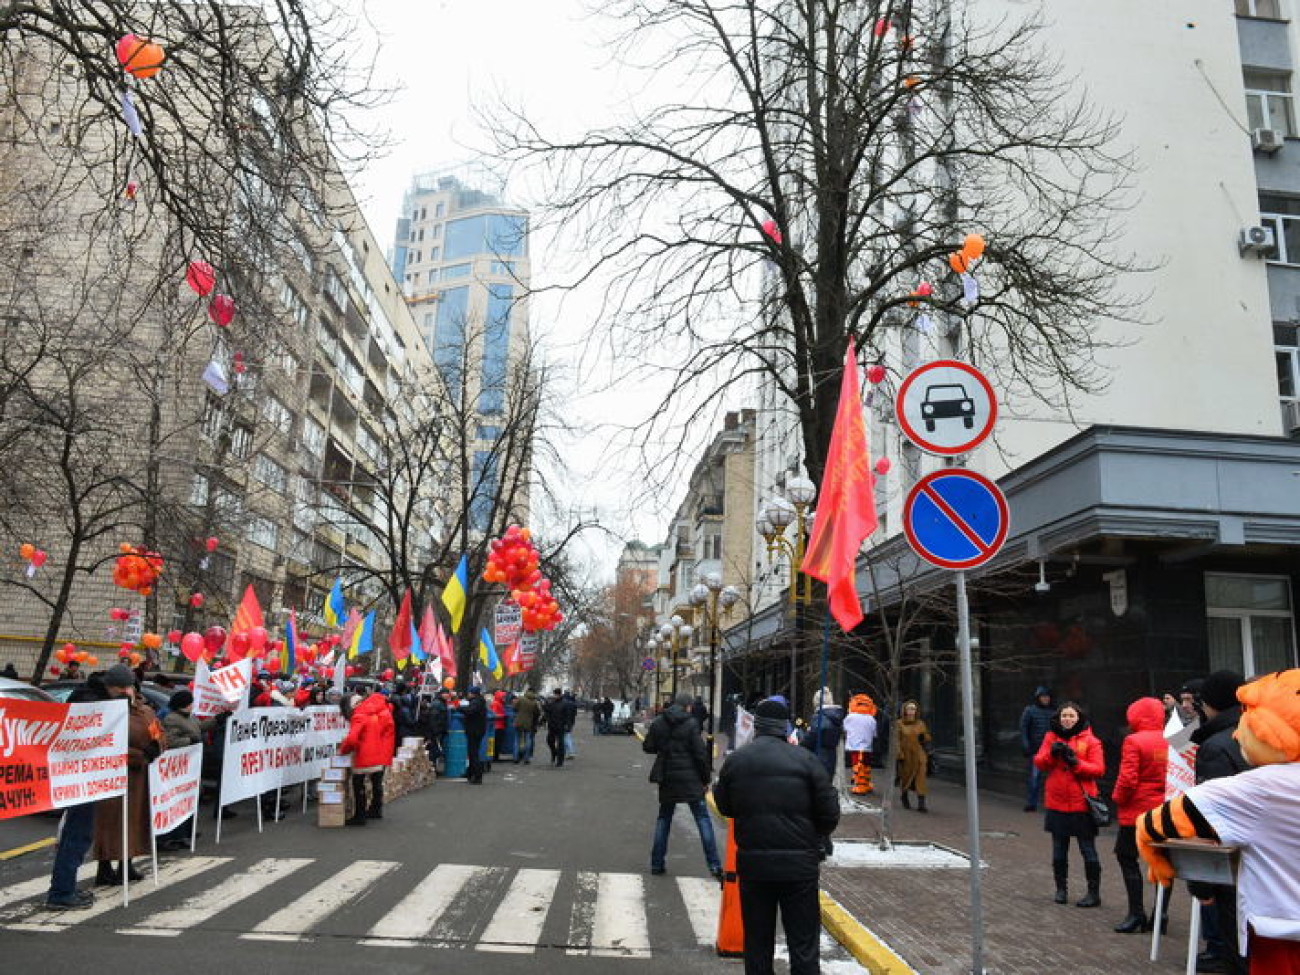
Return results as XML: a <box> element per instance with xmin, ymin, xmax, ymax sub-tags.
<box><xmin>1138</xmin><ymin>668</ymin><xmax>1300</xmax><ymax>973</ymax></box>
<box><xmin>844</xmin><ymin>694</ymin><xmax>878</xmax><ymax>795</ymax></box>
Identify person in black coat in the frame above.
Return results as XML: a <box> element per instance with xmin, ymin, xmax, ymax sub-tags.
<box><xmin>460</xmin><ymin>687</ymin><xmax>488</xmax><ymax>784</ymax></box>
<box><xmin>1189</xmin><ymin>670</ymin><xmax>1249</xmax><ymax>975</ymax></box>
<box><xmin>424</xmin><ymin>690</ymin><xmax>449</xmax><ymax>769</ymax></box>
<box><xmin>1019</xmin><ymin>686</ymin><xmax>1055</xmax><ymax>811</ymax></box>
<box><xmin>542</xmin><ymin>689</ymin><xmax>569</xmax><ymax>767</ymax></box>
<box><xmin>714</xmin><ymin>697</ymin><xmax>840</xmax><ymax>975</ymax></box>
<box><xmin>642</xmin><ymin>693</ymin><xmax>722</xmax><ymax>878</ymax></box>
<box><xmin>390</xmin><ymin>681</ymin><xmax>420</xmax><ymax>754</ymax></box>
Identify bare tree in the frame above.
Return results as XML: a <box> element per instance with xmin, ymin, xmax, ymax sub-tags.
<box><xmin>496</xmin><ymin>0</ymin><xmax>1135</xmax><ymax>488</ymax></box>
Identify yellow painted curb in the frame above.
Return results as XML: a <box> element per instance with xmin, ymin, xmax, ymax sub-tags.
<box><xmin>0</xmin><ymin>837</ymin><xmax>56</xmax><ymax>861</ymax></box>
<box><xmin>820</xmin><ymin>889</ymin><xmax>915</xmax><ymax>974</ymax></box>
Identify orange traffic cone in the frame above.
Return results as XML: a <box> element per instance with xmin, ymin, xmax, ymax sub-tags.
<box><xmin>715</xmin><ymin>818</ymin><xmax>744</xmax><ymax>957</ymax></box>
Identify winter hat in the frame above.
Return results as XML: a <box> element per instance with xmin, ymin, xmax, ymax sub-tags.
<box><xmin>103</xmin><ymin>664</ymin><xmax>135</xmax><ymax>688</ymax></box>
<box><xmin>468</xmin><ymin>685</ymin><xmax>483</xmax><ymax>696</ymax></box>
<box><xmin>754</xmin><ymin>698</ymin><xmax>790</xmax><ymax>721</ymax></box>
<box><xmin>168</xmin><ymin>689</ymin><xmax>194</xmax><ymax>711</ymax></box>
<box><xmin>673</xmin><ymin>692</ymin><xmax>693</xmax><ymax>708</ymax></box>
<box><xmin>1034</xmin><ymin>686</ymin><xmax>1052</xmax><ymax>699</ymax></box>
<box><xmin>1200</xmin><ymin>670</ymin><xmax>1244</xmax><ymax>713</ymax></box>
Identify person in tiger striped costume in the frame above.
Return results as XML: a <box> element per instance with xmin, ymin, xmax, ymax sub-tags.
<box><xmin>1138</xmin><ymin>669</ymin><xmax>1300</xmax><ymax>974</ymax></box>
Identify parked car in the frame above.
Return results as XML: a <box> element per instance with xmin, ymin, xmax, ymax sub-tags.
<box><xmin>42</xmin><ymin>678</ymin><xmax>171</xmax><ymax>712</ymax></box>
<box><xmin>0</xmin><ymin>676</ymin><xmax>55</xmax><ymax>702</ymax></box>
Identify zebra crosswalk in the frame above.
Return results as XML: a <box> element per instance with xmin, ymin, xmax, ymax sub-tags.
<box><xmin>0</xmin><ymin>855</ymin><xmax>725</xmax><ymax>957</ymax></box>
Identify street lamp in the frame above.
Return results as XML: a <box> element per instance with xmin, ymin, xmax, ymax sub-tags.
<box><xmin>645</xmin><ymin>636</ymin><xmax>660</xmax><ymax>709</ymax></box>
<box><xmin>690</xmin><ymin>573</ymin><xmax>741</xmax><ymax>762</ymax></box>
<box><xmin>658</xmin><ymin>614</ymin><xmax>693</xmax><ymax>701</ymax></box>
<box><xmin>757</xmin><ymin>473</ymin><xmax>818</xmax><ymax>612</ymax></box>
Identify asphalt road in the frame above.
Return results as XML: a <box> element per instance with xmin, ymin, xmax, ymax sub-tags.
<box><xmin>0</xmin><ymin>723</ymin><xmax>757</xmax><ymax>974</ymax></box>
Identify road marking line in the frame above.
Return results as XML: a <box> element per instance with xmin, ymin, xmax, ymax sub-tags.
<box><xmin>0</xmin><ymin>863</ymin><xmax>94</xmax><ymax>911</ymax></box>
<box><xmin>477</xmin><ymin>867</ymin><xmax>561</xmax><ymax>953</ymax></box>
<box><xmin>2</xmin><ymin>857</ymin><xmax>229</xmax><ymax>932</ymax></box>
<box><xmin>565</xmin><ymin>870</ymin><xmax>599</xmax><ymax>956</ymax></box>
<box><xmin>591</xmin><ymin>872</ymin><xmax>650</xmax><ymax>958</ymax></box>
<box><xmin>360</xmin><ymin>862</ymin><xmax>478</xmax><ymax>945</ymax></box>
<box><xmin>676</xmin><ymin>877</ymin><xmax>720</xmax><ymax>946</ymax></box>
<box><xmin>117</xmin><ymin>858</ymin><xmax>310</xmax><ymax>937</ymax></box>
<box><xmin>0</xmin><ymin>837</ymin><xmax>56</xmax><ymax>861</ymax></box>
<box><xmin>241</xmin><ymin>859</ymin><xmax>399</xmax><ymax>942</ymax></box>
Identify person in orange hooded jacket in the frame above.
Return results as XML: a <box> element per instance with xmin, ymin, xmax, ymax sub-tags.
<box><xmin>339</xmin><ymin>686</ymin><xmax>395</xmax><ymax>825</ymax></box>
<box><xmin>1110</xmin><ymin>696</ymin><xmax>1169</xmax><ymax>934</ymax></box>
<box><xmin>1034</xmin><ymin>701</ymin><xmax>1107</xmax><ymax>908</ymax></box>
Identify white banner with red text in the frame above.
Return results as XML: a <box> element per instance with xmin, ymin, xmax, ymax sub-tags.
<box><xmin>0</xmin><ymin>699</ymin><xmax>129</xmax><ymax>819</ymax></box>
<box><xmin>193</xmin><ymin>658</ymin><xmax>254</xmax><ymax>718</ymax></box>
<box><xmin>218</xmin><ymin>705</ymin><xmax>349</xmax><ymax>807</ymax></box>
<box><xmin>148</xmin><ymin>743</ymin><xmax>203</xmax><ymax>836</ymax></box>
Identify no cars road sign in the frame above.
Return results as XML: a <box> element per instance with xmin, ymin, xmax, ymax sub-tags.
<box><xmin>903</xmin><ymin>469</ymin><xmax>1010</xmax><ymax>570</ymax></box>
<box><xmin>896</xmin><ymin>360</ymin><xmax>997</xmax><ymax>456</ymax></box>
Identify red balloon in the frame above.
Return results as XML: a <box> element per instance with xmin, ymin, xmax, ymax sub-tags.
<box><xmin>186</xmin><ymin>261</ymin><xmax>217</xmax><ymax>297</ymax></box>
<box><xmin>381</xmin><ymin>668</ymin><xmax>395</xmax><ymax>681</ymax></box>
<box><xmin>875</xmin><ymin>456</ymin><xmax>892</xmax><ymax>475</ymax></box>
<box><xmin>208</xmin><ymin>294</ymin><xmax>236</xmax><ymax>327</ymax></box>
<box><xmin>229</xmin><ymin>631</ymin><xmax>251</xmax><ymax>660</ymax></box>
<box><xmin>248</xmin><ymin>626</ymin><xmax>268</xmax><ymax>652</ymax></box>
<box><xmin>31</xmin><ymin>549</ymin><xmax>47</xmax><ymax>568</ymax></box>
<box><xmin>190</xmin><ymin>592</ymin><xmax>204</xmax><ymax>608</ymax></box>
<box><xmin>167</xmin><ymin>629</ymin><xmax>182</xmax><ymax>643</ymax></box>
<box><xmin>345</xmin><ymin>665</ymin><xmax>357</xmax><ymax>678</ymax></box>
<box><xmin>203</xmin><ymin>626</ymin><xmax>227</xmax><ymax>655</ymax></box>
<box><xmin>180</xmin><ymin>632</ymin><xmax>205</xmax><ymax>662</ymax></box>
<box><xmin>205</xmin><ymin>536</ymin><xmax>219</xmax><ymax>552</ymax></box>
<box><xmin>866</xmin><ymin>364</ymin><xmax>887</xmax><ymax>385</ymax></box>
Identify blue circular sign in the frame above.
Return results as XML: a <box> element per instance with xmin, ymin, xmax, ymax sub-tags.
<box><xmin>903</xmin><ymin>469</ymin><xmax>1010</xmax><ymax>570</ymax></box>
<box><xmin>642</xmin><ymin>657</ymin><xmax>657</xmax><ymax>672</ymax></box>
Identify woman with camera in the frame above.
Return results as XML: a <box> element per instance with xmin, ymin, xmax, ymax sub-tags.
<box><xmin>1034</xmin><ymin>701</ymin><xmax>1107</xmax><ymax>908</ymax></box>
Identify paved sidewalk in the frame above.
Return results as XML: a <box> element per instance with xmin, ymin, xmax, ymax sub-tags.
<box><xmin>821</xmin><ymin>779</ymin><xmax>1200</xmax><ymax>975</ymax></box>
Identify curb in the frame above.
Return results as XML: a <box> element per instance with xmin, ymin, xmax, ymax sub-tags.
<box><xmin>819</xmin><ymin>890</ymin><xmax>916</xmax><ymax>974</ymax></box>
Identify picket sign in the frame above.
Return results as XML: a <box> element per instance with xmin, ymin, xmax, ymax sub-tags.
<box><xmin>148</xmin><ymin>742</ymin><xmax>203</xmax><ymax>867</ymax></box>
<box><xmin>193</xmin><ymin>658</ymin><xmax>254</xmax><ymax>718</ymax></box>
<box><xmin>0</xmin><ymin>699</ymin><xmax>129</xmax><ymax>818</ymax></box>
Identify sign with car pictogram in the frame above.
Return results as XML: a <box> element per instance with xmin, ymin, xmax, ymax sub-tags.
<box><xmin>895</xmin><ymin>360</ymin><xmax>997</xmax><ymax>456</ymax></box>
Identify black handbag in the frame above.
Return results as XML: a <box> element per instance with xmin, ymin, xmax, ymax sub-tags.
<box><xmin>1079</xmin><ymin>781</ymin><xmax>1111</xmax><ymax>828</ymax></box>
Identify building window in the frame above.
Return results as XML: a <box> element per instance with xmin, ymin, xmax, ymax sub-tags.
<box><xmin>201</xmin><ymin>394</ymin><xmax>225</xmax><ymax>441</ymax></box>
<box><xmin>246</xmin><ymin>516</ymin><xmax>279</xmax><ymax>551</ymax></box>
<box><xmin>1259</xmin><ymin>193</ymin><xmax>1300</xmax><ymax>263</ymax></box>
<box><xmin>1236</xmin><ymin>0</ymin><xmax>1284</xmax><ymax>18</ymax></box>
<box><xmin>1206</xmin><ymin>573</ymin><xmax>1298</xmax><ymax>675</ymax></box>
<box><xmin>479</xmin><ymin>284</ymin><xmax>512</xmax><ymax>415</ymax></box>
<box><xmin>1245</xmin><ymin>70</ymin><xmax>1296</xmax><ymax>136</ymax></box>
<box><xmin>229</xmin><ymin>424</ymin><xmax>253</xmax><ymax>460</ymax></box>
<box><xmin>430</xmin><ymin>247</ymin><xmax>440</xmax><ymax>262</ymax></box>
<box><xmin>302</xmin><ymin>417</ymin><xmax>327</xmax><ymax>456</ymax></box>
<box><xmin>254</xmin><ymin>454</ymin><xmax>288</xmax><ymax>493</ymax></box>
<box><xmin>263</xmin><ymin>396</ymin><xmax>294</xmax><ymax>436</ymax></box>
<box><xmin>190</xmin><ymin>474</ymin><xmax>209</xmax><ymax>506</ymax></box>
<box><xmin>435</xmin><ymin>203</ymin><xmax>445</xmax><ymax>218</ymax></box>
<box><xmin>1276</xmin><ymin>323</ymin><xmax>1300</xmax><ymax>399</ymax></box>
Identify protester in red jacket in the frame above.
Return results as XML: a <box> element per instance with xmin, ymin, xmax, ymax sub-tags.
<box><xmin>339</xmin><ymin>689</ymin><xmax>395</xmax><ymax>826</ymax></box>
<box><xmin>1035</xmin><ymin>702</ymin><xmax>1107</xmax><ymax>908</ymax></box>
<box><xmin>1109</xmin><ymin>696</ymin><xmax>1169</xmax><ymax>934</ymax></box>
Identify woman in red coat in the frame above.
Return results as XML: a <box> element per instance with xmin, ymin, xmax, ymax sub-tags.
<box><xmin>1109</xmin><ymin>696</ymin><xmax>1169</xmax><ymax>933</ymax></box>
<box><xmin>339</xmin><ymin>688</ymin><xmax>395</xmax><ymax>826</ymax></box>
<box><xmin>1034</xmin><ymin>701</ymin><xmax>1107</xmax><ymax>908</ymax></box>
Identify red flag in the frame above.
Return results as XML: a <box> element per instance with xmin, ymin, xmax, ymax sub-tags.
<box><xmin>389</xmin><ymin>590</ymin><xmax>413</xmax><ymax>662</ymax></box>
<box><xmin>437</xmin><ymin>624</ymin><xmax>458</xmax><ymax>679</ymax></box>
<box><xmin>231</xmin><ymin>584</ymin><xmax>264</xmax><ymax>636</ymax></box>
<box><xmin>801</xmin><ymin>341</ymin><xmax>879</xmax><ymax>631</ymax></box>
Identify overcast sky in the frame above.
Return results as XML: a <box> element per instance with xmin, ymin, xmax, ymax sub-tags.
<box><xmin>347</xmin><ymin>0</ymin><xmax>683</xmax><ymax>581</ymax></box>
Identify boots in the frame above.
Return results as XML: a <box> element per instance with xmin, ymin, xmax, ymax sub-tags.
<box><xmin>1114</xmin><ymin>913</ymin><xmax>1146</xmax><ymax>934</ymax></box>
<box><xmin>367</xmin><ymin>792</ymin><xmax>383</xmax><ymax>820</ymax></box>
<box><xmin>1053</xmin><ymin>861</ymin><xmax>1068</xmax><ymax>904</ymax></box>
<box><xmin>95</xmin><ymin>861</ymin><xmax>120</xmax><ymax>887</ymax></box>
<box><xmin>1115</xmin><ymin>855</ymin><xmax>1147</xmax><ymax>932</ymax></box>
<box><xmin>900</xmin><ymin>790</ymin><xmax>911</xmax><ymax>810</ymax></box>
<box><xmin>1076</xmin><ymin>861</ymin><xmax>1102</xmax><ymax>908</ymax></box>
<box><xmin>917</xmin><ymin>795</ymin><xmax>928</xmax><ymax>813</ymax></box>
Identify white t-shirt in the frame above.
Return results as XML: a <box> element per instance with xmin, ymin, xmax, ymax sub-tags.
<box><xmin>843</xmin><ymin>712</ymin><xmax>877</xmax><ymax>752</ymax></box>
<box><xmin>1189</xmin><ymin>762</ymin><xmax>1300</xmax><ymax>951</ymax></box>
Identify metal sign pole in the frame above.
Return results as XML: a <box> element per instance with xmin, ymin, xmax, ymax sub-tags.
<box><xmin>955</xmin><ymin>569</ymin><xmax>985</xmax><ymax>974</ymax></box>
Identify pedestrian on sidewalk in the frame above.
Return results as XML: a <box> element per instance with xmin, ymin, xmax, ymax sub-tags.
<box><xmin>340</xmin><ymin>685</ymin><xmax>395</xmax><ymax>822</ymax></box>
<box><xmin>1110</xmin><ymin>696</ymin><xmax>1168</xmax><ymax>934</ymax></box>
<box><xmin>896</xmin><ymin>700</ymin><xmax>932</xmax><ymax>812</ymax></box>
<box><xmin>1034</xmin><ymin>700</ymin><xmax>1106</xmax><ymax>908</ymax></box>
<box><xmin>460</xmin><ymin>686</ymin><xmax>488</xmax><ymax>784</ymax></box>
<box><xmin>1019</xmin><ymin>686</ymin><xmax>1055</xmax><ymax>811</ymax></box>
<box><xmin>714</xmin><ymin>697</ymin><xmax>839</xmax><ymax>975</ymax></box>
<box><xmin>642</xmin><ymin>692</ymin><xmax>721</xmax><ymax>878</ymax></box>
<box><xmin>543</xmin><ymin>688</ymin><xmax>568</xmax><ymax>767</ymax></box>
<box><xmin>801</xmin><ymin>687</ymin><xmax>844</xmax><ymax>781</ymax></box>
<box><xmin>513</xmin><ymin>688</ymin><xmax>541</xmax><ymax>763</ymax></box>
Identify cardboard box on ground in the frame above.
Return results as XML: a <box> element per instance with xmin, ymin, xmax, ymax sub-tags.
<box><xmin>316</xmin><ymin>741</ymin><xmax>436</xmax><ymax>828</ymax></box>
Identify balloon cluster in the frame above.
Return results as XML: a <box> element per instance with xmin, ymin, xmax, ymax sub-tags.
<box><xmin>483</xmin><ymin>526</ymin><xmax>564</xmax><ymax>632</ymax></box>
<box><xmin>113</xmin><ymin>543</ymin><xmax>164</xmax><ymax>596</ymax></box>
<box><xmin>18</xmin><ymin>542</ymin><xmax>47</xmax><ymax>577</ymax></box>
<box><xmin>948</xmin><ymin>233</ymin><xmax>986</xmax><ymax>275</ymax></box>
<box><xmin>55</xmin><ymin>642</ymin><xmax>99</xmax><ymax>669</ymax></box>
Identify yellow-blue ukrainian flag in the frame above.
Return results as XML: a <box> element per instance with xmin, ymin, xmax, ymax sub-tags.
<box><xmin>478</xmin><ymin>628</ymin><xmax>503</xmax><ymax>681</ymax></box>
<box><xmin>324</xmin><ymin>578</ymin><xmax>346</xmax><ymax>628</ymax></box>
<box><xmin>348</xmin><ymin>610</ymin><xmax>374</xmax><ymax>659</ymax></box>
<box><xmin>441</xmin><ymin>554</ymin><xmax>469</xmax><ymax>634</ymax></box>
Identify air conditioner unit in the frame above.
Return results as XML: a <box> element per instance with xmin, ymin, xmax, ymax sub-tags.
<box><xmin>1239</xmin><ymin>224</ymin><xmax>1277</xmax><ymax>257</ymax></box>
<box><xmin>1253</xmin><ymin>128</ymin><xmax>1285</xmax><ymax>154</ymax></box>
<box><xmin>1284</xmin><ymin>399</ymin><xmax>1300</xmax><ymax>435</ymax></box>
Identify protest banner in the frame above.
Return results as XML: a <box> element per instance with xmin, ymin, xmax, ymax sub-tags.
<box><xmin>517</xmin><ymin>633</ymin><xmax>538</xmax><ymax>672</ymax></box>
<box><xmin>0</xmin><ymin>699</ymin><xmax>129</xmax><ymax>820</ymax></box>
<box><xmin>733</xmin><ymin>706</ymin><xmax>755</xmax><ymax>750</ymax></box>
<box><xmin>495</xmin><ymin>601</ymin><xmax>522</xmax><ymax>648</ymax></box>
<box><xmin>148</xmin><ymin>743</ymin><xmax>203</xmax><ymax>840</ymax></box>
<box><xmin>1163</xmin><ymin>713</ymin><xmax>1199</xmax><ymax>800</ymax></box>
<box><xmin>193</xmin><ymin>658</ymin><xmax>254</xmax><ymax>718</ymax></box>
<box><xmin>217</xmin><ymin>705</ymin><xmax>349</xmax><ymax>830</ymax></box>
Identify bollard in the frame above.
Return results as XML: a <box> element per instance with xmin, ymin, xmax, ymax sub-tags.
<box><xmin>715</xmin><ymin>817</ymin><xmax>744</xmax><ymax>957</ymax></box>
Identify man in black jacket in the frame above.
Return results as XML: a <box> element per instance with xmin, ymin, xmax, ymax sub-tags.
<box><xmin>714</xmin><ymin>697</ymin><xmax>839</xmax><ymax>975</ymax></box>
<box><xmin>542</xmin><ymin>689</ymin><xmax>568</xmax><ymax>767</ymax></box>
<box><xmin>642</xmin><ymin>693</ymin><xmax>721</xmax><ymax>878</ymax></box>
<box><xmin>460</xmin><ymin>686</ymin><xmax>488</xmax><ymax>784</ymax></box>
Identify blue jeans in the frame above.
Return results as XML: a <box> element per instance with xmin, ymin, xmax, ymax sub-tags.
<box><xmin>1025</xmin><ymin>760</ymin><xmax>1044</xmax><ymax>809</ymax></box>
<box><xmin>651</xmin><ymin>799</ymin><xmax>721</xmax><ymax>873</ymax></box>
<box><xmin>564</xmin><ymin>731</ymin><xmax>575</xmax><ymax>757</ymax></box>
<box><xmin>516</xmin><ymin>730</ymin><xmax>535</xmax><ymax>761</ymax></box>
<box><xmin>49</xmin><ymin>802</ymin><xmax>96</xmax><ymax>899</ymax></box>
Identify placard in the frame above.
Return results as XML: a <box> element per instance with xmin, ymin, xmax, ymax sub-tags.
<box><xmin>217</xmin><ymin>705</ymin><xmax>348</xmax><ymax>807</ymax></box>
<box><xmin>0</xmin><ymin>699</ymin><xmax>129</xmax><ymax>819</ymax></box>
<box><xmin>148</xmin><ymin>743</ymin><xmax>203</xmax><ymax>836</ymax></box>
<box><xmin>193</xmin><ymin>658</ymin><xmax>254</xmax><ymax>718</ymax></box>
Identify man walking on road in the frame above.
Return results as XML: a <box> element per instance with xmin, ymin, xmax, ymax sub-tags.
<box><xmin>543</xmin><ymin>688</ymin><xmax>568</xmax><ymax>767</ymax></box>
<box><xmin>642</xmin><ymin>692</ymin><xmax>722</xmax><ymax>879</ymax></box>
<box><xmin>714</xmin><ymin>697</ymin><xmax>839</xmax><ymax>975</ymax></box>
<box><xmin>513</xmin><ymin>688</ymin><xmax>541</xmax><ymax>764</ymax></box>
<box><xmin>460</xmin><ymin>686</ymin><xmax>488</xmax><ymax>784</ymax></box>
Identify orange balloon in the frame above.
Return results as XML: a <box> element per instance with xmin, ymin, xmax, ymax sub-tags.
<box><xmin>19</xmin><ymin>543</ymin><xmax>35</xmax><ymax>560</ymax></box>
<box><xmin>949</xmin><ymin>251</ymin><xmax>970</xmax><ymax>274</ymax></box>
<box><xmin>141</xmin><ymin>632</ymin><xmax>163</xmax><ymax>650</ymax></box>
<box><xmin>961</xmin><ymin>233</ymin><xmax>986</xmax><ymax>261</ymax></box>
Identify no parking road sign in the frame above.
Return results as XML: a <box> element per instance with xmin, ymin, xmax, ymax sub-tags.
<box><xmin>642</xmin><ymin>657</ymin><xmax>657</xmax><ymax>672</ymax></box>
<box><xmin>903</xmin><ymin>469</ymin><xmax>1010</xmax><ymax>570</ymax></box>
<box><xmin>896</xmin><ymin>360</ymin><xmax>997</xmax><ymax>456</ymax></box>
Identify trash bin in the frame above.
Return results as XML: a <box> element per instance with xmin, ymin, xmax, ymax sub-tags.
<box><xmin>445</xmin><ymin>709</ymin><xmax>468</xmax><ymax>779</ymax></box>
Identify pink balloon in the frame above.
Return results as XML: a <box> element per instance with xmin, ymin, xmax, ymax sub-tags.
<box><xmin>247</xmin><ymin>625</ymin><xmax>268</xmax><ymax>653</ymax></box>
<box><xmin>866</xmin><ymin>364</ymin><xmax>886</xmax><ymax>385</ymax></box>
<box><xmin>208</xmin><ymin>294</ymin><xmax>235</xmax><ymax>327</ymax></box>
<box><xmin>875</xmin><ymin>456</ymin><xmax>892</xmax><ymax>475</ymax></box>
<box><xmin>180</xmin><ymin>632</ymin><xmax>205</xmax><ymax>662</ymax></box>
<box><xmin>185</xmin><ymin>261</ymin><xmax>216</xmax><ymax>297</ymax></box>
